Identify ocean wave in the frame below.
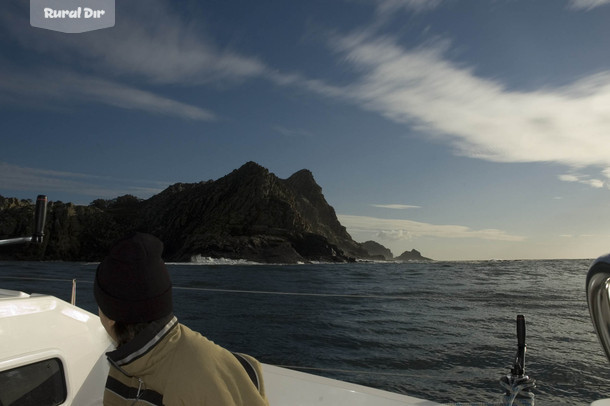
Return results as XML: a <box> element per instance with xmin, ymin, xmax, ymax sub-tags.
<box><xmin>185</xmin><ymin>255</ymin><xmax>263</xmax><ymax>266</ymax></box>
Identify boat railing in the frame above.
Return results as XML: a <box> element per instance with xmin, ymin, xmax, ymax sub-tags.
<box><xmin>586</xmin><ymin>254</ymin><xmax>610</xmax><ymax>364</ymax></box>
<box><xmin>0</xmin><ymin>195</ymin><xmax>47</xmax><ymax>246</ymax></box>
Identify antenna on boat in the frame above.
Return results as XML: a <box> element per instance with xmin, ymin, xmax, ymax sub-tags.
<box><xmin>512</xmin><ymin>314</ymin><xmax>526</xmax><ymax>376</ymax></box>
<box><xmin>500</xmin><ymin>314</ymin><xmax>536</xmax><ymax>406</ymax></box>
<box><xmin>0</xmin><ymin>195</ymin><xmax>48</xmax><ymax>246</ymax></box>
<box><xmin>32</xmin><ymin>194</ymin><xmax>47</xmax><ymax>243</ymax></box>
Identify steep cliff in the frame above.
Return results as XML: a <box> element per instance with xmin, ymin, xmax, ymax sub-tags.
<box><xmin>139</xmin><ymin>162</ymin><xmax>367</xmax><ymax>262</ymax></box>
<box><xmin>283</xmin><ymin>169</ymin><xmax>368</xmax><ymax>259</ymax></box>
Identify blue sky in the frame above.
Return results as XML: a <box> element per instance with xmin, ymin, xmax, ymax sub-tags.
<box><xmin>2</xmin><ymin>0</ymin><xmax>610</xmax><ymax>260</ymax></box>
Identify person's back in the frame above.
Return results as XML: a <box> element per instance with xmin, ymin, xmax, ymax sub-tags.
<box><xmin>95</xmin><ymin>232</ymin><xmax>269</xmax><ymax>405</ymax></box>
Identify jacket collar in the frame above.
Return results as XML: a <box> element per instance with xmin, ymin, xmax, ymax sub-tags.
<box><xmin>107</xmin><ymin>314</ymin><xmax>178</xmax><ymax>369</ymax></box>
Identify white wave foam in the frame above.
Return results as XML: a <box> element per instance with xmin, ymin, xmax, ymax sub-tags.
<box><xmin>187</xmin><ymin>255</ymin><xmax>263</xmax><ymax>265</ymax></box>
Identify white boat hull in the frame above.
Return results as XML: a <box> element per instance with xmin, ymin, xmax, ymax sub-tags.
<box><xmin>263</xmin><ymin>363</ymin><xmax>438</xmax><ymax>405</ymax></box>
<box><xmin>0</xmin><ymin>289</ymin><xmax>439</xmax><ymax>405</ymax></box>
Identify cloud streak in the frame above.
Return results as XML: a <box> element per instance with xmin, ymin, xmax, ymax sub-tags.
<box><xmin>568</xmin><ymin>0</ymin><xmax>610</xmax><ymax>10</ymax></box>
<box><xmin>373</xmin><ymin>0</ymin><xmax>610</xmax><ymax>12</ymax></box>
<box><xmin>559</xmin><ymin>173</ymin><xmax>607</xmax><ymax>189</ymax></box>
<box><xmin>1</xmin><ymin>0</ymin><xmax>267</xmax><ymax>86</ymax></box>
<box><xmin>338</xmin><ymin>214</ymin><xmax>525</xmax><ymax>242</ymax></box>
<box><xmin>0</xmin><ymin>67</ymin><xmax>216</xmax><ymax>121</ymax></box>
<box><xmin>300</xmin><ymin>33</ymin><xmax>610</xmax><ymax>186</ymax></box>
<box><xmin>371</xmin><ymin>204</ymin><xmax>421</xmax><ymax>209</ymax></box>
<box><xmin>75</xmin><ymin>1</ymin><xmax>267</xmax><ymax>85</ymax></box>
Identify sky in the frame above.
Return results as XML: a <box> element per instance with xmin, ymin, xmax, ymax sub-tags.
<box><xmin>1</xmin><ymin>0</ymin><xmax>610</xmax><ymax>261</ymax></box>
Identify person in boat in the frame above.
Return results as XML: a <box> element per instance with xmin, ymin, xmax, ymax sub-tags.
<box><xmin>94</xmin><ymin>232</ymin><xmax>269</xmax><ymax>406</ymax></box>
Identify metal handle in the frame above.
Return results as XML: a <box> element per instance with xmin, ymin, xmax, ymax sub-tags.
<box><xmin>512</xmin><ymin>315</ymin><xmax>526</xmax><ymax>377</ymax></box>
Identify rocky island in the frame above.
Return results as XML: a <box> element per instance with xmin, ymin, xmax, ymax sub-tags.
<box><xmin>0</xmin><ymin>162</ymin><xmax>432</xmax><ymax>263</ymax></box>
<box><xmin>395</xmin><ymin>249</ymin><xmax>432</xmax><ymax>261</ymax></box>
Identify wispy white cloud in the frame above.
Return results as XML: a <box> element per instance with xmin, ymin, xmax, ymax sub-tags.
<box><xmin>299</xmin><ymin>33</ymin><xmax>610</xmax><ymax>188</ymax></box>
<box><xmin>371</xmin><ymin>204</ymin><xmax>421</xmax><ymax>209</ymax></box>
<box><xmin>558</xmin><ymin>173</ymin><xmax>607</xmax><ymax>189</ymax></box>
<box><xmin>0</xmin><ymin>68</ymin><xmax>216</xmax><ymax>121</ymax></box>
<box><xmin>79</xmin><ymin>75</ymin><xmax>217</xmax><ymax>121</ymax></box>
<box><xmin>585</xmin><ymin>179</ymin><xmax>605</xmax><ymax>188</ymax></box>
<box><xmin>568</xmin><ymin>0</ymin><xmax>610</xmax><ymax>10</ymax></box>
<box><xmin>372</xmin><ymin>0</ymin><xmax>610</xmax><ymax>14</ymax></box>
<box><xmin>83</xmin><ymin>3</ymin><xmax>267</xmax><ymax>85</ymax></box>
<box><xmin>1</xmin><ymin>0</ymin><xmax>267</xmax><ymax>86</ymax></box>
<box><xmin>560</xmin><ymin>233</ymin><xmax>610</xmax><ymax>239</ymax></box>
<box><xmin>338</xmin><ymin>214</ymin><xmax>525</xmax><ymax>241</ymax></box>
<box><xmin>558</xmin><ymin>174</ymin><xmax>580</xmax><ymax>183</ymax></box>
<box><xmin>0</xmin><ymin>162</ymin><xmax>167</xmax><ymax>200</ymax></box>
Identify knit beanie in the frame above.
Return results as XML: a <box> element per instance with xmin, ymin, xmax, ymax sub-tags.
<box><xmin>94</xmin><ymin>232</ymin><xmax>173</xmax><ymax>323</ymax></box>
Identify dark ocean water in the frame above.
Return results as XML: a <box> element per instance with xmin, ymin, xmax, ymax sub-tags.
<box><xmin>1</xmin><ymin>259</ymin><xmax>608</xmax><ymax>405</ymax></box>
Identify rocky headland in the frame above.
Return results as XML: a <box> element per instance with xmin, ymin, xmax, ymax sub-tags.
<box><xmin>0</xmin><ymin>162</ymin><xmax>432</xmax><ymax>263</ymax></box>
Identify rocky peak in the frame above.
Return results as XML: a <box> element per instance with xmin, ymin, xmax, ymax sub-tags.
<box><xmin>228</xmin><ymin>161</ymin><xmax>270</xmax><ymax>179</ymax></box>
<box><xmin>137</xmin><ymin>162</ymin><xmax>365</xmax><ymax>262</ymax></box>
<box><xmin>286</xmin><ymin>169</ymin><xmax>319</xmax><ymax>193</ymax></box>
<box><xmin>361</xmin><ymin>241</ymin><xmax>393</xmax><ymax>260</ymax></box>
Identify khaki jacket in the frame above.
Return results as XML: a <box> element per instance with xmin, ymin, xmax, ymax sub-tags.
<box><xmin>104</xmin><ymin>316</ymin><xmax>269</xmax><ymax>406</ymax></box>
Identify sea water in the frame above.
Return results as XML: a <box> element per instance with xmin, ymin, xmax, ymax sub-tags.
<box><xmin>0</xmin><ymin>259</ymin><xmax>607</xmax><ymax>405</ymax></box>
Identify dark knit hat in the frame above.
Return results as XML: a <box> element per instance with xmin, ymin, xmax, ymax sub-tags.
<box><xmin>94</xmin><ymin>232</ymin><xmax>173</xmax><ymax>323</ymax></box>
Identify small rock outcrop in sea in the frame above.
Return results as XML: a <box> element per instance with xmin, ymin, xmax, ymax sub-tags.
<box><xmin>395</xmin><ymin>249</ymin><xmax>432</xmax><ymax>262</ymax></box>
<box><xmin>361</xmin><ymin>240</ymin><xmax>394</xmax><ymax>260</ymax></box>
<box><xmin>0</xmin><ymin>162</ymin><xmax>372</xmax><ymax>263</ymax></box>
